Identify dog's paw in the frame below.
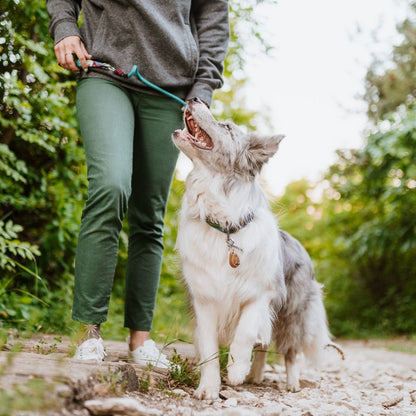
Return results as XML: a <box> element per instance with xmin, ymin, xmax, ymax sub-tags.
<box><xmin>193</xmin><ymin>384</ymin><xmax>220</xmax><ymax>400</ymax></box>
<box><xmin>286</xmin><ymin>380</ymin><xmax>300</xmax><ymax>393</ymax></box>
<box><xmin>226</xmin><ymin>362</ymin><xmax>250</xmax><ymax>386</ymax></box>
<box><xmin>245</xmin><ymin>372</ymin><xmax>263</xmax><ymax>384</ymax></box>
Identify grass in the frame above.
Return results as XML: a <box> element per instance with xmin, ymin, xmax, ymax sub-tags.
<box><xmin>384</xmin><ymin>344</ymin><xmax>416</xmax><ymax>354</ymax></box>
<box><xmin>338</xmin><ymin>335</ymin><xmax>416</xmax><ymax>355</ymax></box>
<box><xmin>0</xmin><ymin>378</ymin><xmax>64</xmax><ymax>416</ymax></box>
<box><xmin>166</xmin><ymin>349</ymin><xmax>200</xmax><ymax>389</ymax></box>
<box><xmin>372</xmin><ymin>336</ymin><xmax>416</xmax><ymax>355</ymax></box>
<box><xmin>33</xmin><ymin>336</ymin><xmax>62</xmax><ymax>355</ymax></box>
<box><xmin>96</xmin><ymin>366</ymin><xmax>126</xmax><ymax>396</ymax></box>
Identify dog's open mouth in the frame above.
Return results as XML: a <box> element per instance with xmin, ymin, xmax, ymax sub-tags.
<box><xmin>184</xmin><ymin>110</ymin><xmax>213</xmax><ymax>150</ymax></box>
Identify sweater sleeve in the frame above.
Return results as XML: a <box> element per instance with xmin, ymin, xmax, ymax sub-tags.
<box><xmin>186</xmin><ymin>0</ymin><xmax>230</xmax><ymax>106</ymax></box>
<box><xmin>46</xmin><ymin>0</ymin><xmax>82</xmax><ymax>45</ymax></box>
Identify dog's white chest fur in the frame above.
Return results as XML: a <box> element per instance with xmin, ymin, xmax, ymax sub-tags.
<box><xmin>178</xmin><ymin>211</ymin><xmax>279</xmax><ymax>296</ymax></box>
<box><xmin>176</xmin><ymin>172</ymin><xmax>284</xmax><ymax>346</ymax></box>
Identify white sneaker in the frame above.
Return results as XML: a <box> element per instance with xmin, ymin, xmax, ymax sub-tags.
<box><xmin>127</xmin><ymin>338</ymin><xmax>177</xmax><ymax>370</ymax></box>
<box><xmin>73</xmin><ymin>337</ymin><xmax>106</xmax><ymax>361</ymax></box>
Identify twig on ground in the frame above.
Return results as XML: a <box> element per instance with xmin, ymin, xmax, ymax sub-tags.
<box><xmin>382</xmin><ymin>396</ymin><xmax>403</xmax><ymax>409</ymax></box>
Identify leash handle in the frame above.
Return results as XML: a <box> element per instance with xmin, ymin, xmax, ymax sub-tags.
<box><xmin>75</xmin><ymin>59</ymin><xmax>187</xmax><ymax>106</ymax></box>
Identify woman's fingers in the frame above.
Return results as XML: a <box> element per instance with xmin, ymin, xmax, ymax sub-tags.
<box><xmin>54</xmin><ymin>39</ymin><xmax>67</xmax><ymax>68</ymax></box>
<box><xmin>74</xmin><ymin>41</ymin><xmax>92</xmax><ymax>71</ymax></box>
<box><xmin>54</xmin><ymin>36</ymin><xmax>91</xmax><ymax>72</ymax></box>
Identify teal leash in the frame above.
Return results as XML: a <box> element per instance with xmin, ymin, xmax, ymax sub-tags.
<box><xmin>76</xmin><ymin>59</ymin><xmax>187</xmax><ymax>106</ymax></box>
<box><xmin>127</xmin><ymin>65</ymin><xmax>187</xmax><ymax>106</ymax></box>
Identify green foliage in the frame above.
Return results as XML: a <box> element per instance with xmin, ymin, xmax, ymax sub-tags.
<box><xmin>329</xmin><ymin>1</ymin><xmax>416</xmax><ymax>333</ymax></box>
<box><xmin>0</xmin><ymin>0</ymin><xmax>86</xmax><ymax>330</ymax></box>
<box><xmin>167</xmin><ymin>349</ymin><xmax>200</xmax><ymax>389</ymax></box>
<box><xmin>0</xmin><ymin>378</ymin><xmax>63</xmax><ymax>416</ymax></box>
<box><xmin>212</xmin><ymin>0</ymin><xmax>276</xmax><ymax>131</ymax></box>
<box><xmin>96</xmin><ymin>367</ymin><xmax>126</xmax><ymax>396</ymax></box>
<box><xmin>327</xmin><ymin>107</ymin><xmax>416</xmax><ymax>334</ymax></box>
<box><xmin>364</xmin><ymin>1</ymin><xmax>416</xmax><ymax>121</ymax></box>
<box><xmin>0</xmin><ymin>220</ymin><xmax>40</xmax><ymax>273</ymax></box>
<box><xmin>33</xmin><ymin>336</ymin><xmax>62</xmax><ymax>355</ymax></box>
<box><xmin>274</xmin><ymin>2</ymin><xmax>416</xmax><ymax>337</ymax></box>
<box><xmin>278</xmin><ymin>105</ymin><xmax>416</xmax><ymax>337</ymax></box>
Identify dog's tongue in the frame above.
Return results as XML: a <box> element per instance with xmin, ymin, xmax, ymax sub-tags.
<box><xmin>185</xmin><ymin>111</ymin><xmax>213</xmax><ymax>150</ymax></box>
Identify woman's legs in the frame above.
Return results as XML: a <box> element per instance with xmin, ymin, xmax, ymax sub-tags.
<box><xmin>124</xmin><ymin>92</ymin><xmax>182</xmax><ymax>344</ymax></box>
<box><xmin>73</xmin><ymin>78</ymin><xmax>183</xmax><ymax>347</ymax></box>
<box><xmin>73</xmin><ymin>78</ymin><xmax>135</xmax><ymax>325</ymax></box>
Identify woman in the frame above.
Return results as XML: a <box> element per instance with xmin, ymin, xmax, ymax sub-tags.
<box><xmin>47</xmin><ymin>0</ymin><xmax>229</xmax><ymax>365</ymax></box>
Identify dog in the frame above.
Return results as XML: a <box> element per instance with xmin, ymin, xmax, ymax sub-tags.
<box><xmin>172</xmin><ymin>98</ymin><xmax>342</xmax><ymax>400</ymax></box>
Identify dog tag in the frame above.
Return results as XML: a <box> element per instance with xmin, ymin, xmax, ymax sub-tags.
<box><xmin>229</xmin><ymin>250</ymin><xmax>240</xmax><ymax>268</ymax></box>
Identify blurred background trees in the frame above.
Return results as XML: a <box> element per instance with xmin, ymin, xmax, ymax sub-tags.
<box><xmin>277</xmin><ymin>106</ymin><xmax>416</xmax><ymax>336</ymax></box>
<box><xmin>1</xmin><ymin>0</ymin><xmax>415</xmax><ymax>340</ymax></box>
<box><xmin>364</xmin><ymin>2</ymin><xmax>416</xmax><ymax>122</ymax></box>
<box><xmin>276</xmin><ymin>0</ymin><xmax>416</xmax><ymax>335</ymax></box>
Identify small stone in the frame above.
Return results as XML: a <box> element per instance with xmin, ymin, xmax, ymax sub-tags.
<box><xmin>55</xmin><ymin>384</ymin><xmax>72</xmax><ymax>398</ymax></box>
<box><xmin>224</xmin><ymin>397</ymin><xmax>238</xmax><ymax>407</ymax></box>
<box><xmin>93</xmin><ymin>382</ymin><xmax>110</xmax><ymax>396</ymax></box>
<box><xmin>299</xmin><ymin>379</ymin><xmax>320</xmax><ymax>389</ymax></box>
<box><xmin>84</xmin><ymin>397</ymin><xmax>162</xmax><ymax>416</ymax></box>
<box><xmin>172</xmin><ymin>388</ymin><xmax>188</xmax><ymax>397</ymax></box>
<box><xmin>120</xmin><ymin>364</ymin><xmax>139</xmax><ymax>392</ymax></box>
<box><xmin>220</xmin><ymin>389</ymin><xmax>239</xmax><ymax>399</ymax></box>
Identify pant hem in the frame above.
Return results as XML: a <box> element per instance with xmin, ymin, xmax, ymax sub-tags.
<box><xmin>72</xmin><ymin>315</ymin><xmax>108</xmax><ymax>325</ymax></box>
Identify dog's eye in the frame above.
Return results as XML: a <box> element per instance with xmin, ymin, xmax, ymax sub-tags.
<box><xmin>220</xmin><ymin>123</ymin><xmax>231</xmax><ymax>131</ymax></box>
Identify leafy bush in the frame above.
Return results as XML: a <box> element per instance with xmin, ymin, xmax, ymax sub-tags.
<box><xmin>278</xmin><ymin>106</ymin><xmax>416</xmax><ymax>337</ymax></box>
<box><xmin>0</xmin><ymin>1</ymin><xmax>85</xmax><ymax>331</ymax></box>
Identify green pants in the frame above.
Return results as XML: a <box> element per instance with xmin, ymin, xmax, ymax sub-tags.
<box><xmin>72</xmin><ymin>78</ymin><xmax>182</xmax><ymax>331</ymax></box>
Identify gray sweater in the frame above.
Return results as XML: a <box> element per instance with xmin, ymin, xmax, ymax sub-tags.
<box><xmin>47</xmin><ymin>0</ymin><xmax>229</xmax><ymax>105</ymax></box>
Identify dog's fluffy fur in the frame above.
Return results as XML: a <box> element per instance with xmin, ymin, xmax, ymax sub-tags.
<box><xmin>172</xmin><ymin>99</ymin><xmax>337</xmax><ymax>400</ymax></box>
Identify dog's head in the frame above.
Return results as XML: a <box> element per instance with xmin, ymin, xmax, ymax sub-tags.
<box><xmin>172</xmin><ymin>98</ymin><xmax>284</xmax><ymax>178</ymax></box>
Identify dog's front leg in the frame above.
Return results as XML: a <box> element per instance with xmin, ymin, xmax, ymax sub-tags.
<box><xmin>193</xmin><ymin>301</ymin><xmax>221</xmax><ymax>400</ymax></box>
<box><xmin>227</xmin><ymin>299</ymin><xmax>272</xmax><ymax>386</ymax></box>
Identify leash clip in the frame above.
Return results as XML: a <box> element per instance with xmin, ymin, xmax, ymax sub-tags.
<box><xmin>225</xmin><ymin>222</ymin><xmax>242</xmax><ymax>252</ymax></box>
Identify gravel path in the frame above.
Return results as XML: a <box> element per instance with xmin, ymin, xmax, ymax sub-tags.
<box><xmin>2</xmin><ymin>336</ymin><xmax>416</xmax><ymax>415</ymax></box>
<box><xmin>123</xmin><ymin>340</ymin><xmax>416</xmax><ymax>416</ymax></box>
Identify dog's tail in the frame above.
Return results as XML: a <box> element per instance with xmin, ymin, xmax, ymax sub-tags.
<box><xmin>302</xmin><ymin>283</ymin><xmax>345</xmax><ymax>367</ymax></box>
<box><xmin>302</xmin><ymin>330</ymin><xmax>332</xmax><ymax>368</ymax></box>
<box><xmin>325</xmin><ymin>342</ymin><xmax>345</xmax><ymax>360</ymax></box>
<box><xmin>302</xmin><ymin>331</ymin><xmax>346</xmax><ymax>367</ymax></box>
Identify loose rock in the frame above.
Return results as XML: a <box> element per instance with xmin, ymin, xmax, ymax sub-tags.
<box><xmin>84</xmin><ymin>397</ymin><xmax>162</xmax><ymax>416</ymax></box>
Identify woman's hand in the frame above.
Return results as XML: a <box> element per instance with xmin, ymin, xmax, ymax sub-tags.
<box><xmin>54</xmin><ymin>36</ymin><xmax>92</xmax><ymax>72</ymax></box>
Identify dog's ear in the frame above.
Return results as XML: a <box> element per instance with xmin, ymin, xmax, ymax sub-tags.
<box><xmin>246</xmin><ymin>134</ymin><xmax>285</xmax><ymax>175</ymax></box>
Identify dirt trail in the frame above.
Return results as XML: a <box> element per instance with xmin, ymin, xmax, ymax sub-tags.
<box><xmin>1</xmin><ymin>335</ymin><xmax>415</xmax><ymax>415</ymax></box>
